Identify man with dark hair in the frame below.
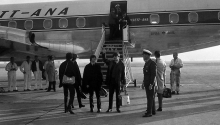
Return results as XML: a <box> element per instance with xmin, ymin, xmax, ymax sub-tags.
<box><xmin>5</xmin><ymin>57</ymin><xmax>18</xmax><ymax>92</ymax></box>
<box><xmin>154</xmin><ymin>51</ymin><xmax>166</xmax><ymax>111</ymax></box>
<box><xmin>83</xmin><ymin>55</ymin><xmax>103</xmax><ymax>113</ymax></box>
<box><xmin>72</xmin><ymin>53</ymin><xmax>85</xmax><ymax>108</ymax></box>
<box><xmin>32</xmin><ymin>55</ymin><xmax>44</xmax><ymax>90</ymax></box>
<box><xmin>59</xmin><ymin>52</ymin><xmax>81</xmax><ymax>114</ymax></box>
<box><xmin>142</xmin><ymin>49</ymin><xmax>157</xmax><ymax>117</ymax></box>
<box><xmin>102</xmin><ymin>50</ymin><xmax>126</xmax><ymax>113</ymax></box>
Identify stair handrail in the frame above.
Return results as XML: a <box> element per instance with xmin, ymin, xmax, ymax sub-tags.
<box><xmin>95</xmin><ymin>23</ymin><xmax>106</xmax><ymax>58</ymax></box>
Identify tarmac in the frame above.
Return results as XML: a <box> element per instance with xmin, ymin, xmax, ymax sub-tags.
<box><xmin>0</xmin><ymin>63</ymin><xmax>220</xmax><ymax>125</ymax></box>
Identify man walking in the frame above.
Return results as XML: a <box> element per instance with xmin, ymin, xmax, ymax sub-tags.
<box><xmin>20</xmin><ymin>56</ymin><xmax>32</xmax><ymax>91</ymax></box>
<box><xmin>5</xmin><ymin>57</ymin><xmax>18</xmax><ymax>92</ymax></box>
<box><xmin>83</xmin><ymin>55</ymin><xmax>103</xmax><ymax>113</ymax></box>
<box><xmin>102</xmin><ymin>50</ymin><xmax>126</xmax><ymax>113</ymax></box>
<box><xmin>142</xmin><ymin>49</ymin><xmax>157</xmax><ymax>117</ymax></box>
<box><xmin>32</xmin><ymin>55</ymin><xmax>44</xmax><ymax>90</ymax></box>
<box><xmin>169</xmin><ymin>52</ymin><xmax>183</xmax><ymax>94</ymax></box>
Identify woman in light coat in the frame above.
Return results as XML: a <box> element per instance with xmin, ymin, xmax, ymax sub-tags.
<box><xmin>46</xmin><ymin>55</ymin><xmax>56</xmax><ymax>92</ymax></box>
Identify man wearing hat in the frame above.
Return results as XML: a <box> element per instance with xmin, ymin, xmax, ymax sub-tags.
<box><xmin>142</xmin><ymin>49</ymin><xmax>157</xmax><ymax>117</ymax></box>
<box><xmin>102</xmin><ymin>50</ymin><xmax>126</xmax><ymax>113</ymax></box>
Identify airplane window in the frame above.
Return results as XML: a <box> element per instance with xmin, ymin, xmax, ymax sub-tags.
<box><xmin>8</xmin><ymin>21</ymin><xmax>17</xmax><ymax>28</ymax></box>
<box><xmin>150</xmin><ymin>14</ymin><xmax>160</xmax><ymax>24</ymax></box>
<box><xmin>76</xmin><ymin>17</ymin><xmax>86</xmax><ymax>28</ymax></box>
<box><xmin>59</xmin><ymin>18</ymin><xmax>68</xmax><ymax>28</ymax></box>
<box><xmin>169</xmin><ymin>13</ymin><xmax>179</xmax><ymax>24</ymax></box>
<box><xmin>43</xmin><ymin>19</ymin><xmax>52</xmax><ymax>29</ymax></box>
<box><xmin>24</xmin><ymin>20</ymin><xmax>33</xmax><ymax>30</ymax></box>
<box><xmin>188</xmin><ymin>12</ymin><xmax>198</xmax><ymax>23</ymax></box>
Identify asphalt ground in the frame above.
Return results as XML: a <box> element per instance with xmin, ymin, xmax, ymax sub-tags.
<box><xmin>0</xmin><ymin>62</ymin><xmax>220</xmax><ymax>125</ymax></box>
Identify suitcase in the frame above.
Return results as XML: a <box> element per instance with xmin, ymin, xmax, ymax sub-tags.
<box><xmin>163</xmin><ymin>87</ymin><xmax>172</xmax><ymax>98</ymax></box>
<box><xmin>119</xmin><ymin>90</ymin><xmax>130</xmax><ymax>106</ymax></box>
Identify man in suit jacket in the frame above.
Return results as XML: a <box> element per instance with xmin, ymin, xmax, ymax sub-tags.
<box><xmin>83</xmin><ymin>55</ymin><xmax>103</xmax><ymax>113</ymax></box>
<box><xmin>102</xmin><ymin>50</ymin><xmax>126</xmax><ymax>113</ymax></box>
<box><xmin>31</xmin><ymin>55</ymin><xmax>44</xmax><ymax>90</ymax></box>
<box><xmin>142</xmin><ymin>49</ymin><xmax>157</xmax><ymax>117</ymax></box>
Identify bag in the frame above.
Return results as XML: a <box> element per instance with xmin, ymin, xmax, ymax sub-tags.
<box><xmin>119</xmin><ymin>90</ymin><xmax>130</xmax><ymax>106</ymax></box>
<box><xmin>100</xmin><ymin>87</ymin><xmax>108</xmax><ymax>97</ymax></box>
<box><xmin>163</xmin><ymin>86</ymin><xmax>172</xmax><ymax>98</ymax></box>
<box><xmin>62</xmin><ymin>62</ymin><xmax>75</xmax><ymax>84</ymax></box>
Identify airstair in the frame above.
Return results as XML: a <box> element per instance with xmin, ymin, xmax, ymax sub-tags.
<box><xmin>95</xmin><ymin>24</ymin><xmax>136</xmax><ymax>88</ymax></box>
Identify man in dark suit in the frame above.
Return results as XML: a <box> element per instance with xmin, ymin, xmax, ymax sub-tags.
<box><xmin>72</xmin><ymin>53</ymin><xmax>85</xmax><ymax>108</ymax></box>
<box><xmin>102</xmin><ymin>50</ymin><xmax>126</xmax><ymax>113</ymax></box>
<box><xmin>83</xmin><ymin>55</ymin><xmax>103</xmax><ymax>113</ymax></box>
<box><xmin>31</xmin><ymin>55</ymin><xmax>44</xmax><ymax>90</ymax></box>
<box><xmin>142</xmin><ymin>49</ymin><xmax>157</xmax><ymax>117</ymax></box>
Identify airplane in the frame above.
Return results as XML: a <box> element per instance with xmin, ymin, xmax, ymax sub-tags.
<box><xmin>0</xmin><ymin>0</ymin><xmax>220</xmax><ymax>63</ymax></box>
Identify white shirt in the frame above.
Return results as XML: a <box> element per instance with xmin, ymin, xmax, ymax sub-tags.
<box><xmin>36</xmin><ymin>61</ymin><xmax>39</xmax><ymax>71</ymax></box>
<box><xmin>5</xmin><ymin>62</ymin><xmax>18</xmax><ymax>72</ymax></box>
<box><xmin>20</xmin><ymin>61</ymin><xmax>32</xmax><ymax>73</ymax></box>
<box><xmin>169</xmin><ymin>58</ymin><xmax>183</xmax><ymax>68</ymax></box>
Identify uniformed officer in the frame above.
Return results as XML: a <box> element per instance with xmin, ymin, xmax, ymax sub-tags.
<box><xmin>20</xmin><ymin>56</ymin><xmax>32</xmax><ymax>91</ymax></box>
<box><xmin>5</xmin><ymin>57</ymin><xmax>18</xmax><ymax>92</ymax></box>
<box><xmin>142</xmin><ymin>49</ymin><xmax>157</xmax><ymax>117</ymax></box>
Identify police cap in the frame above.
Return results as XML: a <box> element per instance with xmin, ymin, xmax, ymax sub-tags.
<box><xmin>142</xmin><ymin>49</ymin><xmax>152</xmax><ymax>55</ymax></box>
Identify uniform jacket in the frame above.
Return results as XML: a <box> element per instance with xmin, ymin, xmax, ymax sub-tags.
<box><xmin>31</xmin><ymin>60</ymin><xmax>43</xmax><ymax>72</ymax></box>
<box><xmin>143</xmin><ymin>59</ymin><xmax>157</xmax><ymax>87</ymax></box>
<box><xmin>20</xmin><ymin>61</ymin><xmax>32</xmax><ymax>73</ymax></box>
<box><xmin>46</xmin><ymin>61</ymin><xmax>56</xmax><ymax>82</ymax></box>
<box><xmin>82</xmin><ymin>63</ymin><xmax>103</xmax><ymax>89</ymax></box>
<box><xmin>102</xmin><ymin>53</ymin><xmax>126</xmax><ymax>86</ymax></box>
<box><xmin>59</xmin><ymin>60</ymin><xmax>80</xmax><ymax>85</ymax></box>
<box><xmin>5</xmin><ymin>62</ymin><xmax>18</xmax><ymax>72</ymax></box>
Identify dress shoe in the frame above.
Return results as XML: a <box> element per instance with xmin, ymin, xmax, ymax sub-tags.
<box><xmin>157</xmin><ymin>108</ymin><xmax>162</xmax><ymax>111</ymax></box>
<box><xmin>27</xmin><ymin>89</ymin><xmax>31</xmax><ymax>91</ymax></box>
<box><xmin>68</xmin><ymin>109</ymin><xmax>74</xmax><ymax>114</ymax></box>
<box><xmin>152</xmin><ymin>112</ymin><xmax>156</xmax><ymax>115</ymax></box>
<box><xmin>13</xmin><ymin>90</ymin><xmax>18</xmax><ymax>92</ymax></box>
<box><xmin>97</xmin><ymin>109</ymin><xmax>101</xmax><ymax>113</ymax></box>
<box><xmin>39</xmin><ymin>88</ymin><xmax>43</xmax><ymax>90</ymax></box>
<box><xmin>142</xmin><ymin>113</ymin><xmax>152</xmax><ymax>117</ymax></box>
<box><xmin>106</xmin><ymin>109</ymin><xmax>112</xmax><ymax>112</ymax></box>
<box><xmin>8</xmin><ymin>90</ymin><xmax>10</xmax><ymax>92</ymax></box>
<box><xmin>79</xmin><ymin>104</ymin><xmax>85</xmax><ymax>108</ymax></box>
<box><xmin>116</xmin><ymin>109</ymin><xmax>121</xmax><ymax>113</ymax></box>
<box><xmin>90</xmin><ymin>108</ymin><xmax>94</xmax><ymax>112</ymax></box>
<box><xmin>177</xmin><ymin>91</ymin><xmax>179</xmax><ymax>95</ymax></box>
<box><xmin>71</xmin><ymin>104</ymin><xmax>74</xmax><ymax>109</ymax></box>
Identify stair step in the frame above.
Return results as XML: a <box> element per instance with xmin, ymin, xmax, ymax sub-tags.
<box><xmin>103</xmin><ymin>44</ymin><xmax>123</xmax><ymax>47</ymax></box>
<box><xmin>104</xmin><ymin>42</ymin><xmax>123</xmax><ymax>44</ymax></box>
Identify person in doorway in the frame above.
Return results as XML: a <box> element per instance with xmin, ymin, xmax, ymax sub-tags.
<box><xmin>31</xmin><ymin>55</ymin><xmax>43</xmax><ymax>90</ymax></box>
<box><xmin>46</xmin><ymin>55</ymin><xmax>56</xmax><ymax>92</ymax></box>
<box><xmin>83</xmin><ymin>55</ymin><xmax>103</xmax><ymax>113</ymax></box>
<box><xmin>71</xmin><ymin>53</ymin><xmax>85</xmax><ymax>108</ymax></box>
<box><xmin>154</xmin><ymin>51</ymin><xmax>166</xmax><ymax>111</ymax></box>
<box><xmin>169</xmin><ymin>52</ymin><xmax>183</xmax><ymax>94</ymax></box>
<box><xmin>20</xmin><ymin>56</ymin><xmax>32</xmax><ymax>91</ymax></box>
<box><xmin>142</xmin><ymin>49</ymin><xmax>157</xmax><ymax>117</ymax></box>
<box><xmin>5</xmin><ymin>57</ymin><xmax>18</xmax><ymax>92</ymax></box>
<box><xmin>115</xmin><ymin>4</ymin><xmax>122</xmax><ymax>39</ymax></box>
<box><xmin>108</xmin><ymin>8</ymin><xmax>117</xmax><ymax>40</ymax></box>
<box><xmin>102</xmin><ymin>50</ymin><xmax>126</xmax><ymax>113</ymax></box>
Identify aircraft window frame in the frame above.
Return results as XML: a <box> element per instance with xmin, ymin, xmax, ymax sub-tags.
<box><xmin>76</xmin><ymin>17</ymin><xmax>86</xmax><ymax>28</ymax></box>
<box><xmin>43</xmin><ymin>19</ymin><xmax>53</xmax><ymax>29</ymax></box>
<box><xmin>218</xmin><ymin>12</ymin><xmax>220</xmax><ymax>20</ymax></box>
<box><xmin>8</xmin><ymin>21</ymin><xmax>17</xmax><ymax>28</ymax></box>
<box><xmin>150</xmin><ymin>14</ymin><xmax>160</xmax><ymax>24</ymax></box>
<box><xmin>169</xmin><ymin>13</ymin><xmax>179</xmax><ymax>24</ymax></box>
<box><xmin>24</xmin><ymin>20</ymin><xmax>33</xmax><ymax>30</ymax></box>
<box><xmin>59</xmin><ymin>18</ymin><xmax>68</xmax><ymax>28</ymax></box>
<box><xmin>188</xmin><ymin>12</ymin><xmax>198</xmax><ymax>23</ymax></box>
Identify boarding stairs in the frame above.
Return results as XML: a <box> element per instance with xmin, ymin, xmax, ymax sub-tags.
<box><xmin>95</xmin><ymin>24</ymin><xmax>136</xmax><ymax>88</ymax></box>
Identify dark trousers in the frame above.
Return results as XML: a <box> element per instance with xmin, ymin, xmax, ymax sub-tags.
<box><xmin>108</xmin><ymin>79</ymin><xmax>121</xmax><ymax>109</ymax></box>
<box><xmin>48</xmin><ymin>81</ymin><xmax>56</xmax><ymax>91</ymax></box>
<box><xmin>89</xmin><ymin>87</ymin><xmax>101</xmax><ymax>109</ymax></box>
<box><xmin>157</xmin><ymin>93</ymin><xmax>163</xmax><ymax>108</ymax></box>
<box><xmin>145</xmin><ymin>86</ymin><xmax>155</xmax><ymax>114</ymax></box>
<box><xmin>109</xmin><ymin>24</ymin><xmax>116</xmax><ymax>39</ymax></box>
<box><xmin>73</xmin><ymin>84</ymin><xmax>83</xmax><ymax>106</ymax></box>
<box><xmin>63</xmin><ymin>84</ymin><xmax>75</xmax><ymax>111</ymax></box>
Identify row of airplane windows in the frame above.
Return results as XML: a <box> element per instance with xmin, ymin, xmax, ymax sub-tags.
<box><xmin>5</xmin><ymin>12</ymin><xmax>220</xmax><ymax>30</ymax></box>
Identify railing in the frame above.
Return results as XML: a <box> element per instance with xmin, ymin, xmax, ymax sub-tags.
<box><xmin>94</xmin><ymin>24</ymin><xmax>106</xmax><ymax>58</ymax></box>
<box><xmin>123</xmin><ymin>43</ymin><xmax>134</xmax><ymax>87</ymax></box>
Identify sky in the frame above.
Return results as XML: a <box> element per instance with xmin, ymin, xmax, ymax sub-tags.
<box><xmin>1</xmin><ymin>0</ymin><xmax>220</xmax><ymax>62</ymax></box>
